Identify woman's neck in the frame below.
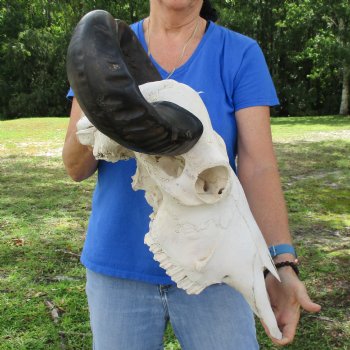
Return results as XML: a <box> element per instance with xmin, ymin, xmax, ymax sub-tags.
<box><xmin>144</xmin><ymin>1</ymin><xmax>206</xmax><ymax>73</ymax></box>
<box><xmin>149</xmin><ymin>0</ymin><xmax>202</xmax><ymax>35</ymax></box>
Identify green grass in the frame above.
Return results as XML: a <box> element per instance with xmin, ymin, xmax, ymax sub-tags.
<box><xmin>1</xmin><ymin>116</ymin><xmax>349</xmax><ymax>349</ymax></box>
<box><xmin>271</xmin><ymin>115</ymin><xmax>350</xmax><ymax>143</ymax></box>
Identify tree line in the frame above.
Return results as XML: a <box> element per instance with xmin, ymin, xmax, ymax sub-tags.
<box><xmin>0</xmin><ymin>0</ymin><xmax>349</xmax><ymax>119</ymax></box>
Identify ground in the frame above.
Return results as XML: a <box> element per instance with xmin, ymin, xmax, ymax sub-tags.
<box><xmin>0</xmin><ymin>116</ymin><xmax>349</xmax><ymax>349</ymax></box>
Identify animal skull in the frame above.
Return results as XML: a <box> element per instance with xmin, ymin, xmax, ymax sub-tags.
<box><xmin>76</xmin><ymin>79</ymin><xmax>283</xmax><ymax>340</ymax></box>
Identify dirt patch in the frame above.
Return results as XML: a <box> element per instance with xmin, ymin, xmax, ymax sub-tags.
<box><xmin>293</xmin><ymin>225</ymin><xmax>350</xmax><ymax>246</ymax></box>
<box><xmin>284</xmin><ymin>170</ymin><xmax>345</xmax><ymax>186</ymax></box>
<box><xmin>275</xmin><ymin>129</ymin><xmax>350</xmax><ymax>143</ymax></box>
<box><xmin>307</xmin><ymin>130</ymin><xmax>350</xmax><ymax>141</ymax></box>
<box><xmin>4</xmin><ymin>141</ymin><xmax>63</xmax><ymax>157</ymax></box>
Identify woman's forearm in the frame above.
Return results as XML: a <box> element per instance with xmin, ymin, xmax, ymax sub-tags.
<box><xmin>238</xmin><ymin>161</ymin><xmax>296</xmax><ymax>263</ymax></box>
<box><xmin>235</xmin><ymin>106</ymin><xmax>295</xmax><ymax>263</ymax></box>
<box><xmin>62</xmin><ymin>98</ymin><xmax>98</xmax><ymax>182</ymax></box>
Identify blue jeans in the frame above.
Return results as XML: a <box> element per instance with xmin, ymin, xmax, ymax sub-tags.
<box><xmin>86</xmin><ymin>269</ymin><xmax>259</xmax><ymax>350</ymax></box>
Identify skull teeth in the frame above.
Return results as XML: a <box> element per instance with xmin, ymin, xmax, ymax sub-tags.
<box><xmin>155</xmin><ymin>252</ymin><xmax>168</xmax><ymax>263</ymax></box>
<box><xmin>171</xmin><ymin>270</ymin><xmax>187</xmax><ymax>280</ymax></box>
<box><xmin>145</xmin><ymin>235</ymin><xmax>206</xmax><ymax>295</ymax></box>
<box><xmin>187</xmin><ymin>284</ymin><xmax>205</xmax><ymax>295</ymax></box>
<box><xmin>167</xmin><ymin>266</ymin><xmax>183</xmax><ymax>275</ymax></box>
<box><xmin>177</xmin><ymin>278</ymin><xmax>194</xmax><ymax>290</ymax></box>
<box><xmin>159</xmin><ymin>261</ymin><xmax>173</xmax><ymax>269</ymax></box>
<box><xmin>170</xmin><ymin>270</ymin><xmax>186</xmax><ymax>282</ymax></box>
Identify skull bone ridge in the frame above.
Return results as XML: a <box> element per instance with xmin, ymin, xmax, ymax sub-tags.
<box><xmin>76</xmin><ymin>79</ymin><xmax>282</xmax><ymax>340</ymax></box>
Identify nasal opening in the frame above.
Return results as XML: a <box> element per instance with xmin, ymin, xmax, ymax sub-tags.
<box><xmin>194</xmin><ymin>166</ymin><xmax>229</xmax><ymax>204</ymax></box>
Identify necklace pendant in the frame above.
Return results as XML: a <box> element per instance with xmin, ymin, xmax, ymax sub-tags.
<box><xmin>147</xmin><ymin>17</ymin><xmax>201</xmax><ymax>81</ymax></box>
<box><xmin>165</xmin><ymin>68</ymin><xmax>176</xmax><ymax>80</ymax></box>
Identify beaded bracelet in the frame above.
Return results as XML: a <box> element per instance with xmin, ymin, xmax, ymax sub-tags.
<box><xmin>264</xmin><ymin>261</ymin><xmax>299</xmax><ymax>278</ymax></box>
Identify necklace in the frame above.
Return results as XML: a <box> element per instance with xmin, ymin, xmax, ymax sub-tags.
<box><xmin>146</xmin><ymin>17</ymin><xmax>200</xmax><ymax>79</ymax></box>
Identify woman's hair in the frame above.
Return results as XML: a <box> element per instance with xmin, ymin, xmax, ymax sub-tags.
<box><xmin>200</xmin><ymin>0</ymin><xmax>218</xmax><ymax>22</ymax></box>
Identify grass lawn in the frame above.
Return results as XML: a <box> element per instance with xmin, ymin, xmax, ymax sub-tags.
<box><xmin>0</xmin><ymin>116</ymin><xmax>349</xmax><ymax>349</ymax></box>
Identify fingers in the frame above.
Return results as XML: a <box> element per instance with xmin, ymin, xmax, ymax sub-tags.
<box><xmin>264</xmin><ymin>317</ymin><xmax>298</xmax><ymax>345</ymax></box>
<box><xmin>268</xmin><ymin>293</ymin><xmax>320</xmax><ymax>346</ymax></box>
<box><xmin>262</xmin><ymin>319</ymin><xmax>296</xmax><ymax>346</ymax></box>
<box><xmin>280</xmin><ymin>322</ymin><xmax>297</xmax><ymax>345</ymax></box>
<box><xmin>263</xmin><ymin>273</ymin><xmax>321</xmax><ymax>346</ymax></box>
<box><xmin>297</xmin><ymin>286</ymin><xmax>322</xmax><ymax>313</ymax></box>
<box><xmin>279</xmin><ymin>269</ymin><xmax>321</xmax><ymax>313</ymax></box>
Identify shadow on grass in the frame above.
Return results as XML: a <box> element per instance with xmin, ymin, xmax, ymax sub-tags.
<box><xmin>276</xmin><ymin>141</ymin><xmax>349</xmax><ymax>209</ymax></box>
<box><xmin>0</xmin><ymin>155</ymin><xmax>95</xmax><ymax>224</ymax></box>
<box><xmin>276</xmin><ymin>140</ymin><xmax>350</xmax><ymax>177</ymax></box>
<box><xmin>0</xmin><ymin>155</ymin><xmax>93</xmax><ymax>278</ymax></box>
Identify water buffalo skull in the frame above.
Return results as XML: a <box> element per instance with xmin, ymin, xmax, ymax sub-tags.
<box><xmin>69</xmin><ymin>10</ymin><xmax>283</xmax><ymax>340</ymax></box>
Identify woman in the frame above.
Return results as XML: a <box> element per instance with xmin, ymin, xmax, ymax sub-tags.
<box><xmin>63</xmin><ymin>1</ymin><xmax>321</xmax><ymax>349</ymax></box>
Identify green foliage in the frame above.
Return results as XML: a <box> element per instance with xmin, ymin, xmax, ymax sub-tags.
<box><xmin>0</xmin><ymin>0</ymin><xmax>349</xmax><ymax>118</ymax></box>
<box><xmin>0</xmin><ymin>0</ymin><xmax>149</xmax><ymax>120</ymax></box>
<box><xmin>216</xmin><ymin>0</ymin><xmax>350</xmax><ymax>116</ymax></box>
<box><xmin>0</xmin><ymin>1</ymin><xmax>72</xmax><ymax>118</ymax></box>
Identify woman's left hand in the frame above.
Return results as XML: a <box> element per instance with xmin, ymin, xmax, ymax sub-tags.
<box><xmin>263</xmin><ymin>267</ymin><xmax>321</xmax><ymax>345</ymax></box>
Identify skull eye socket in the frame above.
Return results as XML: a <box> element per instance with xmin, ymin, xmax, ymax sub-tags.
<box><xmin>153</xmin><ymin>155</ymin><xmax>185</xmax><ymax>178</ymax></box>
<box><xmin>195</xmin><ymin>166</ymin><xmax>229</xmax><ymax>204</ymax></box>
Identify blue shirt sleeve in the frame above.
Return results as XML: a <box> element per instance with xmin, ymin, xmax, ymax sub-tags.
<box><xmin>67</xmin><ymin>87</ymin><xmax>74</xmax><ymax>101</ymax></box>
<box><xmin>232</xmin><ymin>42</ymin><xmax>279</xmax><ymax>112</ymax></box>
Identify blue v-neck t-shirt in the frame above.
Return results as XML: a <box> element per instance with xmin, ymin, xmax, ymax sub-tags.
<box><xmin>67</xmin><ymin>20</ymin><xmax>279</xmax><ymax>284</ymax></box>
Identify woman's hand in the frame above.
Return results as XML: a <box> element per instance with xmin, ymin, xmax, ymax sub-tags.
<box><xmin>263</xmin><ymin>266</ymin><xmax>321</xmax><ymax>345</ymax></box>
<box><xmin>235</xmin><ymin>107</ymin><xmax>321</xmax><ymax>344</ymax></box>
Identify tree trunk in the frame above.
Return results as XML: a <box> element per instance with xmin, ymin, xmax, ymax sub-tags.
<box><xmin>338</xmin><ymin>17</ymin><xmax>349</xmax><ymax>115</ymax></box>
<box><xmin>339</xmin><ymin>65</ymin><xmax>349</xmax><ymax>115</ymax></box>
<box><xmin>129</xmin><ymin>0</ymin><xmax>135</xmax><ymax>23</ymax></box>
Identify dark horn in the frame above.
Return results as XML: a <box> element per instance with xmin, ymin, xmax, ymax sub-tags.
<box><xmin>66</xmin><ymin>10</ymin><xmax>203</xmax><ymax>156</ymax></box>
<box><xmin>116</xmin><ymin>19</ymin><xmax>161</xmax><ymax>85</ymax></box>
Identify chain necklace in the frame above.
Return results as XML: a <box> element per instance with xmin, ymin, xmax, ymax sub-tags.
<box><xmin>146</xmin><ymin>17</ymin><xmax>200</xmax><ymax>80</ymax></box>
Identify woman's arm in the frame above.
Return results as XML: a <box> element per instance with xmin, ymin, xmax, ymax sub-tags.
<box><xmin>62</xmin><ymin>98</ymin><xmax>98</xmax><ymax>182</ymax></box>
<box><xmin>235</xmin><ymin>106</ymin><xmax>321</xmax><ymax>345</ymax></box>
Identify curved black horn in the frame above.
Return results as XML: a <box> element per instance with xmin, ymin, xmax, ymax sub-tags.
<box><xmin>116</xmin><ymin>19</ymin><xmax>161</xmax><ymax>85</ymax></box>
<box><xmin>66</xmin><ymin>10</ymin><xmax>203</xmax><ymax>156</ymax></box>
